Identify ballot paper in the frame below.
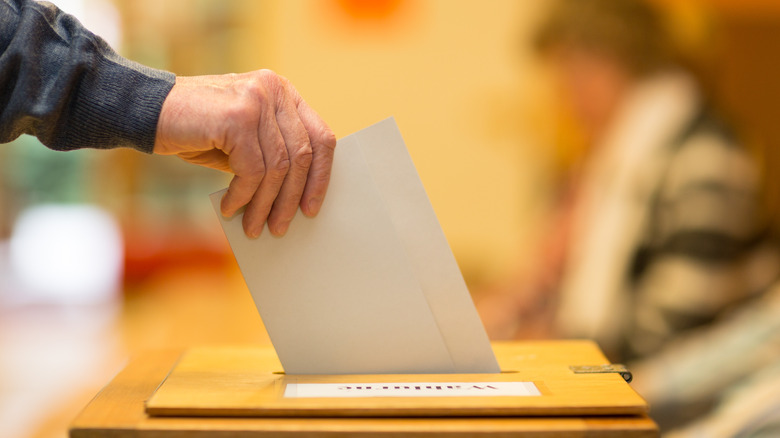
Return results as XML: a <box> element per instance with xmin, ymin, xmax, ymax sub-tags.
<box><xmin>210</xmin><ymin>118</ymin><xmax>499</xmax><ymax>375</ymax></box>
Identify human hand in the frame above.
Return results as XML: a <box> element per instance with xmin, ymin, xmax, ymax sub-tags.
<box><xmin>153</xmin><ymin>69</ymin><xmax>336</xmax><ymax>238</ymax></box>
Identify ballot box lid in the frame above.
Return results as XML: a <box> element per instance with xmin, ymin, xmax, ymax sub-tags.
<box><xmin>144</xmin><ymin>341</ymin><xmax>648</xmax><ymax>418</ymax></box>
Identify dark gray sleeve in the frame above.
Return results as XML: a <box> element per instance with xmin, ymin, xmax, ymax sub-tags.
<box><xmin>0</xmin><ymin>0</ymin><xmax>175</xmax><ymax>153</ymax></box>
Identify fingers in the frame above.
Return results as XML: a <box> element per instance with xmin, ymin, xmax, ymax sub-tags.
<box><xmin>293</xmin><ymin>95</ymin><xmax>337</xmax><ymax>217</ymax></box>
<box><xmin>265</xmin><ymin>85</ymin><xmax>313</xmax><ymax>236</ymax></box>
<box><xmin>206</xmin><ymin>70</ymin><xmax>334</xmax><ymax>238</ymax></box>
<box><xmin>238</xmin><ymin>110</ymin><xmax>289</xmax><ymax>238</ymax></box>
<box><xmin>220</xmin><ymin>126</ymin><xmax>265</xmax><ymax>221</ymax></box>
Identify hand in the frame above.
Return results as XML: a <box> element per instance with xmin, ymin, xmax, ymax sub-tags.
<box><xmin>153</xmin><ymin>69</ymin><xmax>337</xmax><ymax>237</ymax></box>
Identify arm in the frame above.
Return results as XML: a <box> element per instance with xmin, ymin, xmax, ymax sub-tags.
<box><xmin>0</xmin><ymin>0</ymin><xmax>174</xmax><ymax>152</ymax></box>
<box><xmin>1</xmin><ymin>0</ymin><xmax>336</xmax><ymax>236</ymax></box>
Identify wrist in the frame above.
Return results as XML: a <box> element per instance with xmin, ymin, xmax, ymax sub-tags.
<box><xmin>153</xmin><ymin>76</ymin><xmax>182</xmax><ymax>155</ymax></box>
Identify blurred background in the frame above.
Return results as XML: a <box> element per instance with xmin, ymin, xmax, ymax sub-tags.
<box><xmin>2</xmin><ymin>0</ymin><xmax>780</xmax><ymax>436</ymax></box>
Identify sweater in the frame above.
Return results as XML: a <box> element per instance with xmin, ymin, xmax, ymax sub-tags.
<box><xmin>0</xmin><ymin>0</ymin><xmax>175</xmax><ymax>153</ymax></box>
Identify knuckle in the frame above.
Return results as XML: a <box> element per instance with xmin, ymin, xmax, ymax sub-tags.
<box><xmin>222</xmin><ymin>97</ymin><xmax>262</xmax><ymax>129</ymax></box>
<box><xmin>238</xmin><ymin>71</ymin><xmax>283</xmax><ymax>111</ymax></box>
<box><xmin>241</xmin><ymin>80</ymin><xmax>267</xmax><ymax>103</ymax></box>
<box><xmin>311</xmin><ymin>125</ymin><xmax>337</xmax><ymax>152</ymax></box>
<box><xmin>231</xmin><ymin>74</ymin><xmax>269</xmax><ymax>105</ymax></box>
<box><xmin>321</xmin><ymin>129</ymin><xmax>337</xmax><ymax>150</ymax></box>
<box><xmin>242</xmin><ymin>162</ymin><xmax>266</xmax><ymax>182</ymax></box>
<box><xmin>290</xmin><ymin>143</ymin><xmax>313</xmax><ymax>169</ymax></box>
<box><xmin>269</xmin><ymin>155</ymin><xmax>291</xmax><ymax>176</ymax></box>
<box><xmin>258</xmin><ymin>68</ymin><xmax>277</xmax><ymax>80</ymax></box>
<box><xmin>258</xmin><ymin>69</ymin><xmax>284</xmax><ymax>91</ymax></box>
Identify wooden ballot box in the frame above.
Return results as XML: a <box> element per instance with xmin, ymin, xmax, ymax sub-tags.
<box><xmin>70</xmin><ymin>341</ymin><xmax>658</xmax><ymax>437</ymax></box>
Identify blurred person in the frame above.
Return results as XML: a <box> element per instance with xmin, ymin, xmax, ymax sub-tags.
<box><xmin>0</xmin><ymin>0</ymin><xmax>337</xmax><ymax>238</ymax></box>
<box><xmin>476</xmin><ymin>0</ymin><xmax>780</xmax><ymax>432</ymax></box>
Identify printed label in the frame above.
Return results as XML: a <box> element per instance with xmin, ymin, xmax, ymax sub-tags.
<box><xmin>284</xmin><ymin>381</ymin><xmax>540</xmax><ymax>398</ymax></box>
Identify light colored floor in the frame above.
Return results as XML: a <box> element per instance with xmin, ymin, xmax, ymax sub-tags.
<box><xmin>0</xmin><ymin>265</ymin><xmax>270</xmax><ymax>438</ymax></box>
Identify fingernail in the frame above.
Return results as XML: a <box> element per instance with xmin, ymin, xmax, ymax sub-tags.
<box><xmin>220</xmin><ymin>195</ymin><xmax>232</xmax><ymax>217</ymax></box>
<box><xmin>246</xmin><ymin>227</ymin><xmax>261</xmax><ymax>239</ymax></box>
<box><xmin>307</xmin><ymin>198</ymin><xmax>322</xmax><ymax>215</ymax></box>
<box><xmin>274</xmin><ymin>220</ymin><xmax>291</xmax><ymax>236</ymax></box>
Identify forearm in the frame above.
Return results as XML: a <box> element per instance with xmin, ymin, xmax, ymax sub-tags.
<box><xmin>0</xmin><ymin>0</ymin><xmax>175</xmax><ymax>152</ymax></box>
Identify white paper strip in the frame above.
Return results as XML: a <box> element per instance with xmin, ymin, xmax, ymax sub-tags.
<box><xmin>284</xmin><ymin>382</ymin><xmax>541</xmax><ymax>398</ymax></box>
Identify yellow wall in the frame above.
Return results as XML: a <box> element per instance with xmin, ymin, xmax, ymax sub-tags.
<box><xmin>248</xmin><ymin>1</ymin><xmax>552</xmax><ymax>285</ymax></box>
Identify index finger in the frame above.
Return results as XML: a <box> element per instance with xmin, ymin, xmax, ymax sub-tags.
<box><xmin>220</xmin><ymin>128</ymin><xmax>265</xmax><ymax>220</ymax></box>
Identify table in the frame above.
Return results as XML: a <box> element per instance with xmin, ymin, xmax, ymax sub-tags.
<box><xmin>70</xmin><ymin>342</ymin><xmax>658</xmax><ymax>437</ymax></box>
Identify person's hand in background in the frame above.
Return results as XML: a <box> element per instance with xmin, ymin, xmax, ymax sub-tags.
<box><xmin>153</xmin><ymin>69</ymin><xmax>336</xmax><ymax>238</ymax></box>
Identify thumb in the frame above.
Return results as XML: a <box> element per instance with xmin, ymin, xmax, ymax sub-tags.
<box><xmin>175</xmin><ymin>149</ymin><xmax>233</xmax><ymax>173</ymax></box>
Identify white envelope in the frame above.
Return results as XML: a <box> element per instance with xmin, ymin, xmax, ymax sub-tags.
<box><xmin>210</xmin><ymin>118</ymin><xmax>499</xmax><ymax>375</ymax></box>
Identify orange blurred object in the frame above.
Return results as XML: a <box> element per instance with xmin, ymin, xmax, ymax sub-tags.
<box><xmin>122</xmin><ymin>223</ymin><xmax>233</xmax><ymax>287</ymax></box>
<box><xmin>336</xmin><ymin>0</ymin><xmax>404</xmax><ymax>20</ymax></box>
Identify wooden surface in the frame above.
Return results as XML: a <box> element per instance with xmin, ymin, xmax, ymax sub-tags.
<box><xmin>145</xmin><ymin>340</ymin><xmax>648</xmax><ymax>418</ymax></box>
<box><xmin>70</xmin><ymin>342</ymin><xmax>658</xmax><ymax>437</ymax></box>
